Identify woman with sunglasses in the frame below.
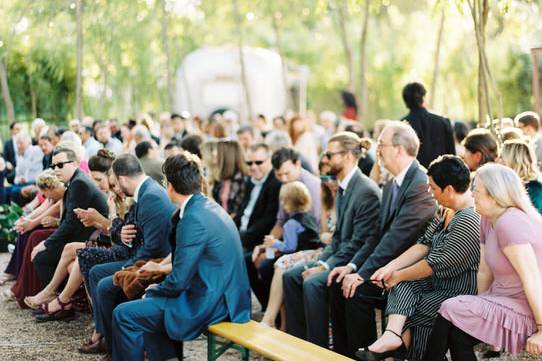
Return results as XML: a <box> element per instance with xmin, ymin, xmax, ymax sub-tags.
<box><xmin>356</xmin><ymin>155</ymin><xmax>480</xmax><ymax>361</ymax></box>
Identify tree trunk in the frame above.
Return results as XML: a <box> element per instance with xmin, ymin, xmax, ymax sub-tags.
<box><xmin>334</xmin><ymin>0</ymin><xmax>355</xmax><ymax>92</ymax></box>
<box><xmin>233</xmin><ymin>0</ymin><xmax>253</xmax><ymax>122</ymax></box>
<box><xmin>30</xmin><ymin>86</ymin><xmax>37</xmax><ymax>118</ymax></box>
<box><xmin>160</xmin><ymin>0</ymin><xmax>174</xmax><ymax>111</ymax></box>
<box><xmin>0</xmin><ymin>59</ymin><xmax>15</xmax><ymax>124</ymax></box>
<box><xmin>358</xmin><ymin>0</ymin><xmax>370</xmax><ymax>122</ymax></box>
<box><xmin>429</xmin><ymin>10</ymin><xmax>445</xmax><ymax>109</ymax></box>
<box><xmin>75</xmin><ymin>0</ymin><xmax>84</xmax><ymax>120</ymax></box>
<box><xmin>272</xmin><ymin>13</ymin><xmax>294</xmax><ymax>111</ymax></box>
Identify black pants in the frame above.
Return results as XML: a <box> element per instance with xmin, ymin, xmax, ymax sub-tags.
<box><xmin>329</xmin><ymin>280</ymin><xmax>385</xmax><ymax>358</ymax></box>
<box><xmin>33</xmin><ymin>244</ymin><xmax>65</xmax><ymax>285</ymax></box>
<box><xmin>423</xmin><ymin>314</ymin><xmax>480</xmax><ymax>361</ymax></box>
<box><xmin>244</xmin><ymin>252</ymin><xmax>275</xmax><ymax>311</ymax></box>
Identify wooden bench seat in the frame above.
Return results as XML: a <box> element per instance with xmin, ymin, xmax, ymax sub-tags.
<box><xmin>207</xmin><ymin>320</ymin><xmax>354</xmax><ymax>361</ymax></box>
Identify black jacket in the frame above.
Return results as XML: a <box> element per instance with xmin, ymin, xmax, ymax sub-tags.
<box><xmin>2</xmin><ymin>138</ymin><xmax>16</xmax><ymax>183</ymax></box>
<box><xmin>402</xmin><ymin>107</ymin><xmax>455</xmax><ymax>168</ymax></box>
<box><xmin>234</xmin><ymin>171</ymin><xmax>281</xmax><ymax>250</ymax></box>
<box><xmin>44</xmin><ymin>169</ymin><xmax>109</xmax><ymax>249</ymax></box>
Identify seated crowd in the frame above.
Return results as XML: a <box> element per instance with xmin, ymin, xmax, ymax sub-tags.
<box><xmin>1</xmin><ymin>82</ymin><xmax>542</xmax><ymax>361</ymax></box>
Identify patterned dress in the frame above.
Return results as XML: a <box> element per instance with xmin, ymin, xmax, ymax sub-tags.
<box><xmin>385</xmin><ymin>207</ymin><xmax>480</xmax><ymax>360</ymax></box>
<box><xmin>77</xmin><ymin>204</ymin><xmax>143</xmax><ymax>279</ymax></box>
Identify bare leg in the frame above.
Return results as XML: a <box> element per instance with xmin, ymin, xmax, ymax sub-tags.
<box><xmin>368</xmin><ymin>314</ymin><xmax>408</xmax><ymax>353</ymax></box>
<box><xmin>261</xmin><ymin>267</ymin><xmax>285</xmax><ymax>327</ymax></box>
<box><xmin>26</xmin><ymin>242</ymin><xmax>85</xmax><ymax>305</ymax></box>
<box><xmin>45</xmin><ymin>258</ymin><xmax>84</xmax><ymax>313</ymax></box>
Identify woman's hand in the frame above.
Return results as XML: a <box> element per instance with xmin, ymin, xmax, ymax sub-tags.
<box><xmin>139</xmin><ymin>261</ymin><xmax>162</xmax><ymax>273</ymax></box>
<box><xmin>371</xmin><ymin>265</ymin><xmax>395</xmax><ymax>284</ymax></box>
<box><xmin>40</xmin><ymin>216</ymin><xmax>58</xmax><ymax>228</ymax></box>
<box><xmin>526</xmin><ymin>331</ymin><xmax>542</xmax><ymax>356</ymax></box>
<box><xmin>263</xmin><ymin>235</ymin><xmax>276</xmax><ymax>248</ymax></box>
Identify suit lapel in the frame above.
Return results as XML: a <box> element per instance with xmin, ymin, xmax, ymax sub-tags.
<box><xmin>382</xmin><ymin>161</ymin><xmax>420</xmax><ymax>226</ymax></box>
<box><xmin>336</xmin><ymin>169</ymin><xmax>361</xmax><ymax>231</ymax></box>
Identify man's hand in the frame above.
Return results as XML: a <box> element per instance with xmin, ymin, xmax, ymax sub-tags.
<box><xmin>302</xmin><ymin>265</ymin><xmax>325</xmax><ymax>279</ymax></box>
<box><xmin>327</xmin><ymin>265</ymin><xmax>354</xmax><ymax>286</ymax></box>
<box><xmin>341</xmin><ymin>273</ymin><xmax>364</xmax><ymax>298</ymax></box>
<box><xmin>120</xmin><ymin>224</ymin><xmax>137</xmax><ymax>244</ymax></box>
<box><xmin>40</xmin><ymin>216</ymin><xmax>58</xmax><ymax>228</ymax></box>
<box><xmin>263</xmin><ymin>235</ymin><xmax>276</xmax><ymax>248</ymax></box>
<box><xmin>142</xmin><ymin>283</ymin><xmax>159</xmax><ymax>299</ymax></box>
<box><xmin>139</xmin><ymin>261</ymin><xmax>161</xmax><ymax>273</ymax></box>
<box><xmin>31</xmin><ymin>241</ymin><xmax>46</xmax><ymax>261</ymax></box>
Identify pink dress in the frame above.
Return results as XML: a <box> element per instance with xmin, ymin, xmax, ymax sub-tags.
<box><xmin>439</xmin><ymin>208</ymin><xmax>542</xmax><ymax>354</ymax></box>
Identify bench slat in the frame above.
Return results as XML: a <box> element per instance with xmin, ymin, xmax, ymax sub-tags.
<box><xmin>208</xmin><ymin>321</ymin><xmax>354</xmax><ymax>361</ymax></box>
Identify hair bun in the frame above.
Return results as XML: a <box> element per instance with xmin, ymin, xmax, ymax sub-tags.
<box><xmin>97</xmin><ymin>148</ymin><xmax>116</xmax><ymax>160</ymax></box>
<box><xmin>360</xmin><ymin>138</ymin><xmax>372</xmax><ymax>151</ymax></box>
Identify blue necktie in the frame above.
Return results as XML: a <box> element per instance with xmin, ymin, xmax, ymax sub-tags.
<box><xmin>390</xmin><ymin>180</ymin><xmax>400</xmax><ymax>212</ymax></box>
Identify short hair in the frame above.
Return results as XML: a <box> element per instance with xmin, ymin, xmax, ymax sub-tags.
<box><xmin>36</xmin><ymin>169</ymin><xmax>63</xmax><ymax>190</ymax></box>
<box><xmin>164</xmin><ymin>140</ymin><xmax>181</xmax><ymax>151</ymax></box>
<box><xmin>515</xmin><ymin>111</ymin><xmax>540</xmax><ymax>132</ymax></box>
<box><xmin>132</xmin><ymin>124</ymin><xmax>151</xmax><ymax>141</ymax></box>
<box><xmin>14</xmin><ymin>132</ymin><xmax>32</xmax><ymax>144</ymax></box>
<box><xmin>279</xmin><ymin>181</ymin><xmax>312</xmax><ymax>213</ymax></box>
<box><xmin>180</xmin><ymin>134</ymin><xmax>203</xmax><ymax>159</ymax></box>
<box><xmin>112</xmin><ymin>154</ymin><xmax>144</xmax><ymax>178</ymax></box>
<box><xmin>385</xmin><ymin>121</ymin><xmax>420</xmax><ymax>157</ymax></box>
<box><xmin>60</xmin><ymin>130</ymin><xmax>82</xmax><ymax>145</ymax></box>
<box><xmin>163</xmin><ymin>152</ymin><xmax>202</xmax><ymax>195</ymax></box>
<box><xmin>402</xmin><ymin>82</ymin><xmax>426</xmax><ymax>110</ymax></box>
<box><xmin>135</xmin><ymin>141</ymin><xmax>153</xmax><ymax>159</ymax></box>
<box><xmin>39</xmin><ymin>134</ymin><xmax>52</xmax><ymax>142</ymax></box>
<box><xmin>32</xmin><ymin>118</ymin><xmax>46</xmax><ymax>129</ymax></box>
<box><xmin>9</xmin><ymin>121</ymin><xmax>20</xmax><ymax>130</ymax></box>
<box><xmin>52</xmin><ymin>146</ymin><xmax>78</xmax><ymax>162</ymax></box>
<box><xmin>249</xmin><ymin>142</ymin><xmax>271</xmax><ymax>155</ymax></box>
<box><xmin>329</xmin><ymin>131</ymin><xmax>372</xmax><ymax>159</ymax></box>
<box><xmin>265</xmin><ymin>130</ymin><xmax>292</xmax><ymax>152</ymax></box>
<box><xmin>237</xmin><ymin>125</ymin><xmax>254</xmax><ymax>137</ymax></box>
<box><xmin>462</xmin><ymin>128</ymin><xmax>498</xmax><ymax>165</ymax></box>
<box><xmin>82</xmin><ymin>126</ymin><xmax>94</xmax><ymax>135</ymax></box>
<box><xmin>453</xmin><ymin>121</ymin><xmax>469</xmax><ymax>143</ymax></box>
<box><xmin>427</xmin><ymin>155</ymin><xmax>471</xmax><ymax>193</ymax></box>
<box><xmin>271</xmin><ymin>147</ymin><xmax>300</xmax><ymax>170</ymax></box>
<box><xmin>88</xmin><ymin>149</ymin><xmax>116</xmax><ymax>173</ymax></box>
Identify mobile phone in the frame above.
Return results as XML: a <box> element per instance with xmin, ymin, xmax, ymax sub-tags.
<box><xmin>320</xmin><ymin>175</ymin><xmax>337</xmax><ymax>183</ymax></box>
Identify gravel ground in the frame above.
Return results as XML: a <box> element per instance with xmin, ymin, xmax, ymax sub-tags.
<box><xmin>0</xmin><ymin>252</ymin><xmax>540</xmax><ymax>360</ymax></box>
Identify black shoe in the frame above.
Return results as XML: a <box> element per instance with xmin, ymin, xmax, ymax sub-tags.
<box><xmin>355</xmin><ymin>329</ymin><xmax>406</xmax><ymax>361</ymax></box>
<box><xmin>482</xmin><ymin>350</ymin><xmax>502</xmax><ymax>359</ymax></box>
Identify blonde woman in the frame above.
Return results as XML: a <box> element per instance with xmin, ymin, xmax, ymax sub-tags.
<box><xmin>500</xmin><ymin>139</ymin><xmax>542</xmax><ymax>213</ymax></box>
<box><xmin>424</xmin><ymin>164</ymin><xmax>542</xmax><ymax>360</ymax></box>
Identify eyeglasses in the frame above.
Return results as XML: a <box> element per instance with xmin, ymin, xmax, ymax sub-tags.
<box><xmin>50</xmin><ymin>161</ymin><xmax>73</xmax><ymax>170</ymax></box>
<box><xmin>376</xmin><ymin>142</ymin><xmax>396</xmax><ymax>149</ymax></box>
<box><xmin>246</xmin><ymin>159</ymin><xmax>267</xmax><ymax>166</ymax></box>
<box><xmin>324</xmin><ymin>150</ymin><xmax>346</xmax><ymax>159</ymax></box>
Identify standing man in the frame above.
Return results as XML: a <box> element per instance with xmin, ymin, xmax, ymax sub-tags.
<box><xmin>282</xmin><ymin>132</ymin><xmax>382</xmax><ymax>347</ymax></box>
<box><xmin>32</xmin><ymin>147</ymin><xmax>108</xmax><ymax>284</ymax></box>
<box><xmin>2</xmin><ymin>121</ymin><xmax>22</xmax><ymax>184</ymax></box>
<box><xmin>135</xmin><ymin>141</ymin><xmax>165</xmax><ymax>185</ymax></box>
<box><xmin>110</xmin><ymin>152</ymin><xmax>251</xmax><ymax>361</ymax></box>
<box><xmin>515</xmin><ymin>111</ymin><xmax>542</xmax><ymax>164</ymax></box>
<box><xmin>401</xmin><ymin>82</ymin><xmax>455</xmax><ymax>168</ymax></box>
<box><xmin>328</xmin><ymin>122</ymin><xmax>437</xmax><ymax>358</ymax></box>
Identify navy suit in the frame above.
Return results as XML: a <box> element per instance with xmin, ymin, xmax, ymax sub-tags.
<box><xmin>111</xmin><ymin>193</ymin><xmax>251</xmax><ymax>361</ymax></box>
<box><xmin>88</xmin><ymin>177</ymin><xmax>174</xmax><ymax>353</ymax></box>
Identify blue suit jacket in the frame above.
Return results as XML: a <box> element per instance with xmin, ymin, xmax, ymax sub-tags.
<box><xmin>124</xmin><ymin>178</ymin><xmax>175</xmax><ymax>267</ymax></box>
<box><xmin>146</xmin><ymin>193</ymin><xmax>251</xmax><ymax>340</ymax></box>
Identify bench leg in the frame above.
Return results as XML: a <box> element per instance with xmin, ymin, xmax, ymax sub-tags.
<box><xmin>207</xmin><ymin>333</ymin><xmax>249</xmax><ymax>361</ymax></box>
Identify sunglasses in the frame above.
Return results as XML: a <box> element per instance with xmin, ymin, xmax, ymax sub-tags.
<box><xmin>245</xmin><ymin>160</ymin><xmax>266</xmax><ymax>166</ymax></box>
<box><xmin>324</xmin><ymin>150</ymin><xmax>346</xmax><ymax>159</ymax></box>
<box><xmin>50</xmin><ymin>161</ymin><xmax>73</xmax><ymax>170</ymax></box>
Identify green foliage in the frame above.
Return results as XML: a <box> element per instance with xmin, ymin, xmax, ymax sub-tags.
<box><xmin>0</xmin><ymin>202</ymin><xmax>24</xmax><ymax>249</ymax></box>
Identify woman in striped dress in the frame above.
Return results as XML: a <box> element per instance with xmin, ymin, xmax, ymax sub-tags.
<box><xmin>356</xmin><ymin>155</ymin><xmax>480</xmax><ymax>361</ymax></box>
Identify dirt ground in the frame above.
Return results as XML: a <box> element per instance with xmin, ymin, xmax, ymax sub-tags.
<box><xmin>0</xmin><ymin>253</ymin><xmax>540</xmax><ymax>360</ymax></box>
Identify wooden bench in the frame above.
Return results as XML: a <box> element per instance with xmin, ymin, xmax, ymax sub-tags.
<box><xmin>207</xmin><ymin>320</ymin><xmax>354</xmax><ymax>361</ymax></box>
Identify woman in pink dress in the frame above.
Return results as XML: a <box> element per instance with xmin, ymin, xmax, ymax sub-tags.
<box><xmin>423</xmin><ymin>163</ymin><xmax>542</xmax><ymax>360</ymax></box>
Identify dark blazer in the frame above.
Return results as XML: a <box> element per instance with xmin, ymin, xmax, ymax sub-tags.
<box><xmin>234</xmin><ymin>171</ymin><xmax>281</xmax><ymax>250</ymax></box>
<box><xmin>356</xmin><ymin>160</ymin><xmax>437</xmax><ymax>279</ymax></box>
<box><xmin>3</xmin><ymin>138</ymin><xmax>16</xmax><ymax>183</ymax></box>
<box><xmin>124</xmin><ymin>177</ymin><xmax>175</xmax><ymax>266</ymax></box>
<box><xmin>319</xmin><ymin>168</ymin><xmax>381</xmax><ymax>269</ymax></box>
<box><xmin>146</xmin><ymin>193</ymin><xmax>251</xmax><ymax>340</ymax></box>
<box><xmin>402</xmin><ymin>107</ymin><xmax>455</xmax><ymax>168</ymax></box>
<box><xmin>44</xmin><ymin>169</ymin><xmax>108</xmax><ymax>249</ymax></box>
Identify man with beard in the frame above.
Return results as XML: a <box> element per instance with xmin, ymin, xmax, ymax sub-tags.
<box><xmin>282</xmin><ymin>132</ymin><xmax>382</xmax><ymax>347</ymax></box>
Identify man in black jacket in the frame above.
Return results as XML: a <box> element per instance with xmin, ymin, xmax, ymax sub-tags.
<box><xmin>32</xmin><ymin>147</ymin><xmax>109</xmax><ymax>284</ymax></box>
<box><xmin>401</xmin><ymin>82</ymin><xmax>455</xmax><ymax>168</ymax></box>
<box><xmin>234</xmin><ymin>143</ymin><xmax>281</xmax><ymax>310</ymax></box>
<box><xmin>328</xmin><ymin>122</ymin><xmax>437</xmax><ymax>358</ymax></box>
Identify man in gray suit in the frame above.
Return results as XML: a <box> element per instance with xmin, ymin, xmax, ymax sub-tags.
<box><xmin>283</xmin><ymin>131</ymin><xmax>381</xmax><ymax>347</ymax></box>
<box><xmin>328</xmin><ymin>121</ymin><xmax>437</xmax><ymax>358</ymax></box>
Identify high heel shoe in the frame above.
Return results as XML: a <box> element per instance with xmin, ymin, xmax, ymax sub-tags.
<box><xmin>35</xmin><ymin>296</ymin><xmax>75</xmax><ymax>322</ymax></box>
<box><xmin>355</xmin><ymin>329</ymin><xmax>407</xmax><ymax>361</ymax></box>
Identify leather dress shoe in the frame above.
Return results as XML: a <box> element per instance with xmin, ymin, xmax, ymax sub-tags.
<box><xmin>96</xmin><ymin>354</ymin><xmax>111</xmax><ymax>361</ymax></box>
<box><xmin>79</xmin><ymin>337</ymin><xmax>107</xmax><ymax>354</ymax></box>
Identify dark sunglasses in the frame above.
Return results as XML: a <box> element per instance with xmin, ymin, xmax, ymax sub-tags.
<box><xmin>50</xmin><ymin>161</ymin><xmax>73</xmax><ymax>170</ymax></box>
<box><xmin>245</xmin><ymin>160</ymin><xmax>266</xmax><ymax>166</ymax></box>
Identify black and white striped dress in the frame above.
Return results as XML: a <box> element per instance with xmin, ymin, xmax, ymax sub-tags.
<box><xmin>385</xmin><ymin>207</ymin><xmax>480</xmax><ymax>361</ymax></box>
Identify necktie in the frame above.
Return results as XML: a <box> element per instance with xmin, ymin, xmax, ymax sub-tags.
<box><xmin>390</xmin><ymin>180</ymin><xmax>400</xmax><ymax>212</ymax></box>
<box><xmin>337</xmin><ymin>187</ymin><xmax>345</xmax><ymax>219</ymax></box>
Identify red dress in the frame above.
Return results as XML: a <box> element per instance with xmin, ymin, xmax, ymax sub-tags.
<box><xmin>11</xmin><ymin>228</ymin><xmax>57</xmax><ymax>308</ymax></box>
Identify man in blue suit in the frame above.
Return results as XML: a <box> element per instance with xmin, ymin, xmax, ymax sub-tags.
<box><xmin>81</xmin><ymin>154</ymin><xmax>175</xmax><ymax>357</ymax></box>
<box><xmin>110</xmin><ymin>152</ymin><xmax>251</xmax><ymax>361</ymax></box>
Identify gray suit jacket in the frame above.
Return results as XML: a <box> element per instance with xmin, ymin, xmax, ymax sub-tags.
<box><xmin>318</xmin><ymin>168</ymin><xmax>381</xmax><ymax>269</ymax></box>
<box><xmin>139</xmin><ymin>156</ymin><xmax>165</xmax><ymax>186</ymax></box>
<box><xmin>356</xmin><ymin>160</ymin><xmax>437</xmax><ymax>280</ymax></box>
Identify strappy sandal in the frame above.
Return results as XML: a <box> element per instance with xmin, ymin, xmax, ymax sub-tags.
<box><xmin>355</xmin><ymin>328</ymin><xmax>407</xmax><ymax>361</ymax></box>
<box><xmin>34</xmin><ymin>296</ymin><xmax>75</xmax><ymax>322</ymax></box>
<box><xmin>24</xmin><ymin>292</ymin><xmax>56</xmax><ymax>310</ymax></box>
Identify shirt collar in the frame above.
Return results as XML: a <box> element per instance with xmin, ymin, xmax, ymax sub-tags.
<box><xmin>251</xmin><ymin>171</ymin><xmax>270</xmax><ymax>186</ymax></box>
<box><xmin>394</xmin><ymin>160</ymin><xmax>414</xmax><ymax>187</ymax></box>
<box><xmin>179</xmin><ymin>194</ymin><xmax>195</xmax><ymax>219</ymax></box>
<box><xmin>339</xmin><ymin>166</ymin><xmax>357</xmax><ymax>191</ymax></box>
<box><xmin>133</xmin><ymin>176</ymin><xmax>150</xmax><ymax>202</ymax></box>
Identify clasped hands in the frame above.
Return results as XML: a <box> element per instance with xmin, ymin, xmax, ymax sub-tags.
<box><xmin>326</xmin><ymin>264</ymin><xmax>400</xmax><ymax>298</ymax></box>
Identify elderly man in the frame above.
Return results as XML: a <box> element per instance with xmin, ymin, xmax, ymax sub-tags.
<box><xmin>96</xmin><ymin>123</ymin><xmax>123</xmax><ymax>155</ymax></box>
<box><xmin>328</xmin><ymin>121</ymin><xmax>437</xmax><ymax>358</ymax></box>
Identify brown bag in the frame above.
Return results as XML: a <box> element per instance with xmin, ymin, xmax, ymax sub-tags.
<box><xmin>112</xmin><ymin>258</ymin><xmax>168</xmax><ymax>299</ymax></box>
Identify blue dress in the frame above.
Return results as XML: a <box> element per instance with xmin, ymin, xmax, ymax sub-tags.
<box><xmin>77</xmin><ymin>204</ymin><xmax>143</xmax><ymax>279</ymax></box>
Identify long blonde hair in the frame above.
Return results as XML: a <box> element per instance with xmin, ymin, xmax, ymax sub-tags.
<box><xmin>500</xmin><ymin>139</ymin><xmax>540</xmax><ymax>183</ymax></box>
<box><xmin>476</xmin><ymin>163</ymin><xmax>542</xmax><ymax>221</ymax></box>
